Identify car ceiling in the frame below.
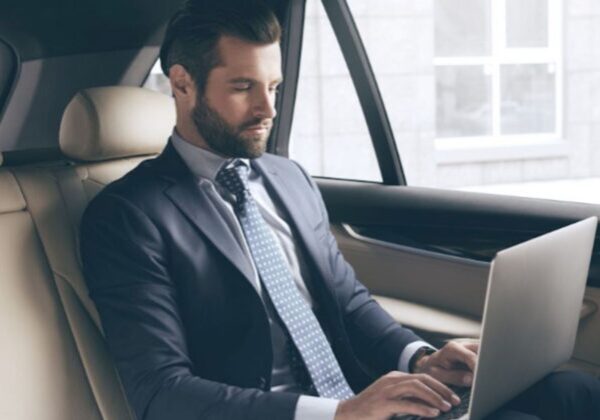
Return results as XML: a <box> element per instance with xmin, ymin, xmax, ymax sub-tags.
<box><xmin>0</xmin><ymin>0</ymin><xmax>185</xmax><ymax>60</ymax></box>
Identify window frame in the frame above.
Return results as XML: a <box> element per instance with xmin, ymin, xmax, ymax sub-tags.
<box><xmin>277</xmin><ymin>0</ymin><xmax>407</xmax><ymax>185</ymax></box>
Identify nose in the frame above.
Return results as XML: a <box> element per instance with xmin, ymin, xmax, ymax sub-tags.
<box><xmin>253</xmin><ymin>87</ymin><xmax>277</xmax><ymax>120</ymax></box>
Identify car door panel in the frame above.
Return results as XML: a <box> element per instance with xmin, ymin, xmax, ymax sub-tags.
<box><xmin>331</xmin><ymin>224</ymin><xmax>489</xmax><ymax>319</ymax></box>
<box><xmin>318</xmin><ymin>179</ymin><xmax>600</xmax><ymax>374</ymax></box>
<box><xmin>319</xmin><ymin>180</ymin><xmax>600</xmax><ymax>286</ymax></box>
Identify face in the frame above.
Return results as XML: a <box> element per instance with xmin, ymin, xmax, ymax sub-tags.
<box><xmin>192</xmin><ymin>35</ymin><xmax>282</xmax><ymax>158</ymax></box>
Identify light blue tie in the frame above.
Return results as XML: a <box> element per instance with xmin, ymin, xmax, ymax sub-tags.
<box><xmin>217</xmin><ymin>161</ymin><xmax>354</xmax><ymax>400</ymax></box>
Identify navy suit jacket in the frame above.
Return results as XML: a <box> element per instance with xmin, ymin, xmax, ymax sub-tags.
<box><xmin>80</xmin><ymin>140</ymin><xmax>422</xmax><ymax>420</ymax></box>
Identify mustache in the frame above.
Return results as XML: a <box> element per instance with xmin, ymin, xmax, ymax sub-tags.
<box><xmin>239</xmin><ymin>118</ymin><xmax>272</xmax><ymax>130</ymax></box>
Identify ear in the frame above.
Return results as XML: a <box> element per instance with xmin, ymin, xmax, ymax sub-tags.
<box><xmin>168</xmin><ymin>64</ymin><xmax>196</xmax><ymax>105</ymax></box>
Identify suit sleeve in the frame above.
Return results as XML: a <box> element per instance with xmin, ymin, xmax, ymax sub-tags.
<box><xmin>291</xmin><ymin>162</ymin><xmax>424</xmax><ymax>376</ymax></box>
<box><xmin>80</xmin><ymin>193</ymin><xmax>299</xmax><ymax>420</ymax></box>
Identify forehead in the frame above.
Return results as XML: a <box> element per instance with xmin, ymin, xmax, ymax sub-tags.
<box><xmin>213</xmin><ymin>35</ymin><xmax>282</xmax><ymax>81</ymax></box>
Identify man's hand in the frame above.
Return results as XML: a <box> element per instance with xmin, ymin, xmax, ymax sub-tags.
<box><xmin>413</xmin><ymin>340</ymin><xmax>479</xmax><ymax>387</ymax></box>
<box><xmin>334</xmin><ymin>371</ymin><xmax>462</xmax><ymax>420</ymax></box>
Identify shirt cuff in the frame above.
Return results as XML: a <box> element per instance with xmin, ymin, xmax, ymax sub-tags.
<box><xmin>398</xmin><ymin>340</ymin><xmax>436</xmax><ymax>373</ymax></box>
<box><xmin>294</xmin><ymin>395</ymin><xmax>340</xmax><ymax>420</ymax></box>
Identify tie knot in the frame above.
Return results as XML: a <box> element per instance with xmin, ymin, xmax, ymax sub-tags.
<box><xmin>216</xmin><ymin>160</ymin><xmax>250</xmax><ymax>202</ymax></box>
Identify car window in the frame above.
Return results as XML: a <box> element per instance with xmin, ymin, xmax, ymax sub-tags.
<box><xmin>343</xmin><ymin>0</ymin><xmax>600</xmax><ymax>204</ymax></box>
<box><xmin>144</xmin><ymin>60</ymin><xmax>172</xmax><ymax>96</ymax></box>
<box><xmin>288</xmin><ymin>0</ymin><xmax>382</xmax><ymax>182</ymax></box>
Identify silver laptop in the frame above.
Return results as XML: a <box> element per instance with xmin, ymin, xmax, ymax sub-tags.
<box><xmin>401</xmin><ymin>216</ymin><xmax>597</xmax><ymax>420</ymax></box>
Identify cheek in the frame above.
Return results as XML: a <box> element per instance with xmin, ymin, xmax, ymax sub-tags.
<box><xmin>208</xmin><ymin>94</ymin><xmax>250</xmax><ymax>125</ymax></box>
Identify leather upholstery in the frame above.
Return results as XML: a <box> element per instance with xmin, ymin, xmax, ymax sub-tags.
<box><xmin>59</xmin><ymin>86</ymin><xmax>174</xmax><ymax>161</ymax></box>
<box><xmin>13</xmin><ymin>165</ymin><xmax>137</xmax><ymax>420</ymax></box>
<box><xmin>0</xmin><ymin>86</ymin><xmax>167</xmax><ymax>419</ymax></box>
<box><xmin>0</xmin><ymin>161</ymin><xmax>141</xmax><ymax>420</ymax></box>
<box><xmin>0</xmin><ymin>205</ymin><xmax>103</xmax><ymax>420</ymax></box>
<box><xmin>0</xmin><ymin>170</ymin><xmax>25</xmax><ymax>214</ymax></box>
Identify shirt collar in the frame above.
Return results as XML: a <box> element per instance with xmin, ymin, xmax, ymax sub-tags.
<box><xmin>171</xmin><ymin>128</ymin><xmax>250</xmax><ymax>183</ymax></box>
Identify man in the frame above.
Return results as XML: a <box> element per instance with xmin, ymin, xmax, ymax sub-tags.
<box><xmin>80</xmin><ymin>1</ymin><xmax>600</xmax><ymax>419</ymax></box>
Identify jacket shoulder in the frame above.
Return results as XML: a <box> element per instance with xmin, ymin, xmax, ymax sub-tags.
<box><xmin>83</xmin><ymin>156</ymin><xmax>170</xmax><ymax>221</ymax></box>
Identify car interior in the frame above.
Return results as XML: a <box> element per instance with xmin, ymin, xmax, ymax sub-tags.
<box><xmin>0</xmin><ymin>1</ymin><xmax>599</xmax><ymax>419</ymax></box>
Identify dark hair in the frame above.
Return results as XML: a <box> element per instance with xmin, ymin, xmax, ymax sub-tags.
<box><xmin>160</xmin><ymin>0</ymin><xmax>281</xmax><ymax>93</ymax></box>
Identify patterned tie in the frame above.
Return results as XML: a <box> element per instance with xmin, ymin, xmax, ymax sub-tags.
<box><xmin>217</xmin><ymin>161</ymin><xmax>354</xmax><ymax>400</ymax></box>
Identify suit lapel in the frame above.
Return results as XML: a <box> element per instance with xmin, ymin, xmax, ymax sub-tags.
<box><xmin>155</xmin><ymin>142</ymin><xmax>255</xmax><ymax>286</ymax></box>
<box><xmin>153</xmin><ymin>142</ymin><xmax>332</xmax><ymax>294</ymax></box>
<box><xmin>253</xmin><ymin>159</ymin><xmax>333</xmax><ymax>285</ymax></box>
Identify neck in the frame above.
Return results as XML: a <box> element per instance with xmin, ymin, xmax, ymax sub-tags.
<box><xmin>174</xmin><ymin>121</ymin><xmax>230</xmax><ymax>158</ymax></box>
<box><xmin>174</xmin><ymin>120</ymin><xmax>207</xmax><ymax>148</ymax></box>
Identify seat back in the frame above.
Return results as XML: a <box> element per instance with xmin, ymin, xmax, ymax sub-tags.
<box><xmin>0</xmin><ymin>86</ymin><xmax>174</xmax><ymax>419</ymax></box>
<box><xmin>0</xmin><ymin>168</ymin><xmax>109</xmax><ymax>420</ymax></box>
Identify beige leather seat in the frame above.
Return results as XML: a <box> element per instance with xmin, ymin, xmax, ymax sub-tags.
<box><xmin>0</xmin><ymin>86</ymin><xmax>175</xmax><ymax>420</ymax></box>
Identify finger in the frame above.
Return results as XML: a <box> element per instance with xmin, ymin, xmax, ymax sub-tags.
<box><xmin>430</xmin><ymin>351</ymin><xmax>460</xmax><ymax>370</ymax></box>
<box><xmin>463</xmin><ymin>342</ymin><xmax>480</xmax><ymax>354</ymax></box>
<box><xmin>429</xmin><ymin>365</ymin><xmax>474</xmax><ymax>388</ymax></box>
<box><xmin>444</xmin><ymin>342</ymin><xmax>477</xmax><ymax>371</ymax></box>
<box><xmin>386</xmin><ymin>399</ymin><xmax>441</xmax><ymax>419</ymax></box>
<box><xmin>376</xmin><ymin>371</ymin><xmax>410</xmax><ymax>389</ymax></box>
<box><xmin>415</xmin><ymin>372</ymin><xmax>463</xmax><ymax>404</ymax></box>
<box><xmin>386</xmin><ymin>379</ymin><xmax>452</xmax><ymax>412</ymax></box>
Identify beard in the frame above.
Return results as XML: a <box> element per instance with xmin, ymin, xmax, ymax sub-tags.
<box><xmin>192</xmin><ymin>97</ymin><xmax>272</xmax><ymax>159</ymax></box>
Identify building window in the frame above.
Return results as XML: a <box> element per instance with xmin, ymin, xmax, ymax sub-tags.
<box><xmin>434</xmin><ymin>0</ymin><xmax>561</xmax><ymax>145</ymax></box>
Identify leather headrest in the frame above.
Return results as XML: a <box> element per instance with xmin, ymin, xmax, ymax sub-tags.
<box><xmin>59</xmin><ymin>86</ymin><xmax>176</xmax><ymax>162</ymax></box>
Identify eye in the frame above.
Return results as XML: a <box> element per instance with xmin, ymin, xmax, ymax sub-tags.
<box><xmin>269</xmin><ymin>85</ymin><xmax>280</xmax><ymax>94</ymax></box>
<box><xmin>232</xmin><ymin>83</ymin><xmax>251</xmax><ymax>91</ymax></box>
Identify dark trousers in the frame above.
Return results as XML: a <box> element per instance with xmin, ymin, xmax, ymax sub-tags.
<box><xmin>486</xmin><ymin>371</ymin><xmax>600</xmax><ymax>420</ymax></box>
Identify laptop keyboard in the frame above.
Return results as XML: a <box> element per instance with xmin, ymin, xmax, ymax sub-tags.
<box><xmin>391</xmin><ymin>386</ymin><xmax>471</xmax><ymax>420</ymax></box>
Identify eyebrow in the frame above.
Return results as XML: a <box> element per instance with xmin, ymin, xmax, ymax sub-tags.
<box><xmin>228</xmin><ymin>77</ymin><xmax>284</xmax><ymax>85</ymax></box>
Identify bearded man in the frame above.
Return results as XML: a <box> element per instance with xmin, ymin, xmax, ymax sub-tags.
<box><xmin>80</xmin><ymin>1</ymin><xmax>600</xmax><ymax>419</ymax></box>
